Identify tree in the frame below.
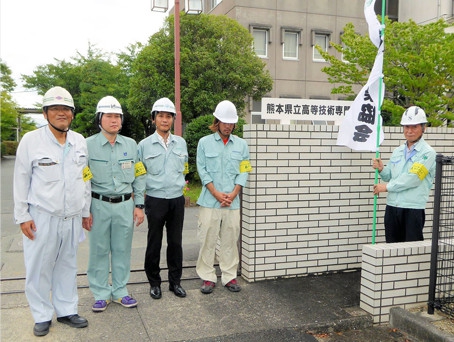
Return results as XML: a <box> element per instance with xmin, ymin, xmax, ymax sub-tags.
<box><xmin>1</xmin><ymin>60</ymin><xmax>35</xmax><ymax>141</ymax></box>
<box><xmin>22</xmin><ymin>44</ymin><xmax>144</xmax><ymax>139</ymax></box>
<box><xmin>129</xmin><ymin>13</ymin><xmax>273</xmax><ymax>136</ymax></box>
<box><xmin>318</xmin><ymin>18</ymin><xmax>454</xmax><ymax>126</ymax></box>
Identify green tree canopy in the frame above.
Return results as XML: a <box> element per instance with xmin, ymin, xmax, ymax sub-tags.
<box><xmin>22</xmin><ymin>44</ymin><xmax>143</xmax><ymax>139</ymax></box>
<box><xmin>129</xmin><ymin>13</ymin><xmax>273</xmax><ymax>136</ymax></box>
<box><xmin>319</xmin><ymin>18</ymin><xmax>454</xmax><ymax>126</ymax></box>
<box><xmin>1</xmin><ymin>60</ymin><xmax>35</xmax><ymax>141</ymax></box>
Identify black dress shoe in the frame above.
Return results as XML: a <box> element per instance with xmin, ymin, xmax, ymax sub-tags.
<box><xmin>169</xmin><ymin>284</ymin><xmax>187</xmax><ymax>298</ymax></box>
<box><xmin>150</xmin><ymin>286</ymin><xmax>162</xmax><ymax>299</ymax></box>
<box><xmin>34</xmin><ymin>320</ymin><xmax>51</xmax><ymax>336</ymax></box>
<box><xmin>56</xmin><ymin>314</ymin><xmax>88</xmax><ymax>328</ymax></box>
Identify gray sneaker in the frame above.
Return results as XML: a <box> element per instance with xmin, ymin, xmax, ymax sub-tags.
<box><xmin>201</xmin><ymin>280</ymin><xmax>215</xmax><ymax>294</ymax></box>
<box><xmin>225</xmin><ymin>279</ymin><xmax>241</xmax><ymax>292</ymax></box>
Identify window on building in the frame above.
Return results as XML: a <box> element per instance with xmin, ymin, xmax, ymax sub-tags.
<box><xmin>340</xmin><ymin>32</ymin><xmax>350</xmax><ymax>63</ymax></box>
<box><xmin>251</xmin><ymin>99</ymin><xmax>265</xmax><ymax>124</ymax></box>
<box><xmin>375</xmin><ymin>0</ymin><xmax>399</xmax><ymax>21</ymax></box>
<box><xmin>251</xmin><ymin>26</ymin><xmax>271</xmax><ymax>58</ymax></box>
<box><xmin>210</xmin><ymin>0</ymin><xmax>221</xmax><ymax>10</ymax></box>
<box><xmin>281</xmin><ymin>27</ymin><xmax>302</xmax><ymax>60</ymax></box>
<box><xmin>311</xmin><ymin>30</ymin><xmax>331</xmax><ymax>62</ymax></box>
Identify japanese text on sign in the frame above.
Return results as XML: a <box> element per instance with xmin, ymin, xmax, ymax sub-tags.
<box><xmin>261</xmin><ymin>98</ymin><xmax>352</xmax><ymax>125</ymax></box>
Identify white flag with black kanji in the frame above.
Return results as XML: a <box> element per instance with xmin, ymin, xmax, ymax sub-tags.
<box><xmin>336</xmin><ymin>0</ymin><xmax>385</xmax><ymax>152</ymax></box>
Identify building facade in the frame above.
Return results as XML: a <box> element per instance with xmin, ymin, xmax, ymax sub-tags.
<box><xmin>398</xmin><ymin>0</ymin><xmax>454</xmax><ymax>25</ymax></box>
<box><xmin>202</xmin><ymin>0</ymin><xmax>369</xmax><ymax>123</ymax></box>
<box><xmin>201</xmin><ymin>0</ymin><xmax>454</xmax><ymax>123</ymax></box>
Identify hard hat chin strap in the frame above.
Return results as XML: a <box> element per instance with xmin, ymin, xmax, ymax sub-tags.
<box><xmin>47</xmin><ymin>119</ymin><xmax>71</xmax><ymax>133</ymax></box>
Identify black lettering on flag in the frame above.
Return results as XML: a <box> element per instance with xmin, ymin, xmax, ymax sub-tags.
<box><xmin>353</xmin><ymin>124</ymin><xmax>373</xmax><ymax>142</ymax></box>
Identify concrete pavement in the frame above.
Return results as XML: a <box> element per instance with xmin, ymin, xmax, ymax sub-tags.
<box><xmin>1</xmin><ymin>155</ymin><xmax>452</xmax><ymax>341</ymax></box>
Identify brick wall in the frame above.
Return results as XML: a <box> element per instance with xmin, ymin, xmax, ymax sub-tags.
<box><xmin>241</xmin><ymin>124</ymin><xmax>454</xmax><ymax>282</ymax></box>
<box><xmin>360</xmin><ymin>241</ymin><xmax>432</xmax><ymax>324</ymax></box>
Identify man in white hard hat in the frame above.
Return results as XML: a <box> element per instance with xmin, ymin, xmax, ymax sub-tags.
<box><xmin>372</xmin><ymin>106</ymin><xmax>436</xmax><ymax>242</ymax></box>
<box><xmin>138</xmin><ymin>97</ymin><xmax>189</xmax><ymax>300</ymax></box>
<box><xmin>85</xmin><ymin>96</ymin><xmax>146</xmax><ymax>312</ymax></box>
<box><xmin>13</xmin><ymin>86</ymin><xmax>91</xmax><ymax>336</ymax></box>
<box><xmin>196</xmin><ymin>100</ymin><xmax>251</xmax><ymax>294</ymax></box>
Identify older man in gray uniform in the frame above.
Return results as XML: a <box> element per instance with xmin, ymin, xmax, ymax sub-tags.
<box><xmin>14</xmin><ymin>86</ymin><xmax>91</xmax><ymax>337</ymax></box>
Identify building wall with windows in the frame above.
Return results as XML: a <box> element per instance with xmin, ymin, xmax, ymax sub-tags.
<box><xmin>202</xmin><ymin>0</ymin><xmax>454</xmax><ymax>123</ymax></box>
<box><xmin>203</xmin><ymin>0</ymin><xmax>369</xmax><ymax>123</ymax></box>
<box><xmin>398</xmin><ymin>0</ymin><xmax>454</xmax><ymax>24</ymax></box>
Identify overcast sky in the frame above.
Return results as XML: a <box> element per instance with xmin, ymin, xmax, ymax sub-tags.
<box><xmin>1</xmin><ymin>0</ymin><xmax>166</xmax><ymax>107</ymax></box>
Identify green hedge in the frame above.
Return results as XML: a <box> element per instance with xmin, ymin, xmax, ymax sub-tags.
<box><xmin>0</xmin><ymin>141</ymin><xmax>19</xmax><ymax>157</ymax></box>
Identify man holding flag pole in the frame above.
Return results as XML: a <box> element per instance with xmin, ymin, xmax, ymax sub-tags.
<box><xmin>337</xmin><ymin>0</ymin><xmax>437</xmax><ymax>244</ymax></box>
<box><xmin>371</xmin><ymin>106</ymin><xmax>436</xmax><ymax>243</ymax></box>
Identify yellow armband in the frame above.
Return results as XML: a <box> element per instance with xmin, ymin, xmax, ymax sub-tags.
<box><xmin>240</xmin><ymin>160</ymin><xmax>252</xmax><ymax>173</ymax></box>
<box><xmin>82</xmin><ymin>166</ymin><xmax>93</xmax><ymax>182</ymax></box>
<box><xmin>135</xmin><ymin>161</ymin><xmax>147</xmax><ymax>177</ymax></box>
<box><xmin>409</xmin><ymin>162</ymin><xmax>429</xmax><ymax>181</ymax></box>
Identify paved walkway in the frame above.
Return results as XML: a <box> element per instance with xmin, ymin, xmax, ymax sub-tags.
<box><xmin>1</xmin><ymin>156</ymin><xmax>451</xmax><ymax>341</ymax></box>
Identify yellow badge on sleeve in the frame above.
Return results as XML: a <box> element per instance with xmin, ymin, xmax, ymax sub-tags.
<box><xmin>82</xmin><ymin>166</ymin><xmax>93</xmax><ymax>182</ymax></box>
<box><xmin>409</xmin><ymin>162</ymin><xmax>429</xmax><ymax>181</ymax></box>
<box><xmin>183</xmin><ymin>162</ymin><xmax>189</xmax><ymax>175</ymax></box>
<box><xmin>135</xmin><ymin>161</ymin><xmax>147</xmax><ymax>177</ymax></box>
<box><xmin>240</xmin><ymin>160</ymin><xmax>252</xmax><ymax>173</ymax></box>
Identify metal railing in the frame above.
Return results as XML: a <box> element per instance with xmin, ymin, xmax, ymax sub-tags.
<box><xmin>428</xmin><ymin>154</ymin><xmax>454</xmax><ymax>317</ymax></box>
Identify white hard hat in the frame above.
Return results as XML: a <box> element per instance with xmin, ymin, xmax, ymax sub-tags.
<box><xmin>96</xmin><ymin>96</ymin><xmax>123</xmax><ymax>115</ymax></box>
<box><xmin>213</xmin><ymin>100</ymin><xmax>238</xmax><ymax>124</ymax></box>
<box><xmin>400</xmin><ymin>106</ymin><xmax>428</xmax><ymax>125</ymax></box>
<box><xmin>151</xmin><ymin>97</ymin><xmax>176</xmax><ymax>119</ymax></box>
<box><xmin>95</xmin><ymin>96</ymin><xmax>123</xmax><ymax>128</ymax></box>
<box><xmin>42</xmin><ymin>86</ymin><xmax>74</xmax><ymax>109</ymax></box>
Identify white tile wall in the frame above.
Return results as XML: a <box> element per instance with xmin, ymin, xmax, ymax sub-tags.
<box><xmin>241</xmin><ymin>124</ymin><xmax>454</xmax><ymax>282</ymax></box>
<box><xmin>360</xmin><ymin>241</ymin><xmax>432</xmax><ymax>323</ymax></box>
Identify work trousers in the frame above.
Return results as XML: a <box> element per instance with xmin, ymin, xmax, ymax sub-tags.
<box><xmin>384</xmin><ymin>205</ymin><xmax>425</xmax><ymax>243</ymax></box>
<box><xmin>87</xmin><ymin>198</ymin><xmax>134</xmax><ymax>300</ymax></box>
<box><xmin>196</xmin><ymin>207</ymin><xmax>240</xmax><ymax>286</ymax></box>
<box><xmin>144</xmin><ymin>195</ymin><xmax>185</xmax><ymax>287</ymax></box>
<box><xmin>24</xmin><ymin>206</ymin><xmax>82</xmax><ymax>323</ymax></box>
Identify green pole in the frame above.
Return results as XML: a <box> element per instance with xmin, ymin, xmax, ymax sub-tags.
<box><xmin>372</xmin><ymin>0</ymin><xmax>386</xmax><ymax>244</ymax></box>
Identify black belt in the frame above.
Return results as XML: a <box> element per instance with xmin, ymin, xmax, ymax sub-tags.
<box><xmin>91</xmin><ymin>192</ymin><xmax>132</xmax><ymax>203</ymax></box>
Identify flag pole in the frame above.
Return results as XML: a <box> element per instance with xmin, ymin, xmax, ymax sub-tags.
<box><xmin>372</xmin><ymin>0</ymin><xmax>386</xmax><ymax>244</ymax></box>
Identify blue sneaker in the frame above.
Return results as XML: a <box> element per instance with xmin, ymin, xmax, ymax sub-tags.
<box><xmin>114</xmin><ymin>296</ymin><xmax>137</xmax><ymax>308</ymax></box>
<box><xmin>92</xmin><ymin>299</ymin><xmax>110</xmax><ymax>312</ymax></box>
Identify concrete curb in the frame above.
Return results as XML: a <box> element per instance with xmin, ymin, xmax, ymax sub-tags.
<box><xmin>390</xmin><ymin>307</ymin><xmax>454</xmax><ymax>342</ymax></box>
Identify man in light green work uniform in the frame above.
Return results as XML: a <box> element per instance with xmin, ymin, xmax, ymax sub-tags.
<box><xmin>86</xmin><ymin>96</ymin><xmax>146</xmax><ymax>312</ymax></box>
<box><xmin>372</xmin><ymin>106</ymin><xmax>436</xmax><ymax>242</ymax></box>
<box><xmin>196</xmin><ymin>100</ymin><xmax>251</xmax><ymax>294</ymax></box>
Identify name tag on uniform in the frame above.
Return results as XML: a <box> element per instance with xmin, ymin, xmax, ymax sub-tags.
<box><xmin>121</xmin><ymin>161</ymin><xmax>133</xmax><ymax>169</ymax></box>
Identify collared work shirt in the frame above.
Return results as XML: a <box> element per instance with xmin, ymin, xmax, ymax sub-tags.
<box><xmin>13</xmin><ymin>125</ymin><xmax>91</xmax><ymax>223</ymax></box>
<box><xmin>196</xmin><ymin>133</ymin><xmax>250</xmax><ymax>209</ymax></box>
<box><xmin>138</xmin><ymin>132</ymin><xmax>188</xmax><ymax>199</ymax></box>
<box><xmin>86</xmin><ymin>133</ymin><xmax>145</xmax><ymax>205</ymax></box>
<box><xmin>380</xmin><ymin>137</ymin><xmax>436</xmax><ymax>209</ymax></box>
